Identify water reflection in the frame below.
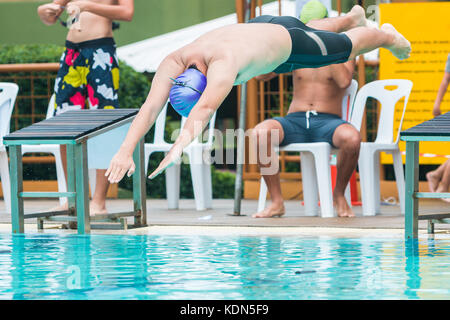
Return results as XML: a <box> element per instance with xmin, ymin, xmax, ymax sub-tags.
<box><xmin>0</xmin><ymin>234</ymin><xmax>449</xmax><ymax>299</ymax></box>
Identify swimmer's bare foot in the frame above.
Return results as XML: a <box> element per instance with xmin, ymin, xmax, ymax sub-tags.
<box><xmin>252</xmin><ymin>202</ymin><xmax>285</xmax><ymax>218</ymax></box>
<box><xmin>47</xmin><ymin>201</ymin><xmax>69</xmax><ymax>213</ymax></box>
<box><xmin>381</xmin><ymin>23</ymin><xmax>411</xmax><ymax>60</ymax></box>
<box><xmin>426</xmin><ymin>171</ymin><xmax>440</xmax><ymax>193</ymax></box>
<box><xmin>348</xmin><ymin>5</ymin><xmax>367</xmax><ymax>28</ymax></box>
<box><xmin>334</xmin><ymin>195</ymin><xmax>355</xmax><ymax>217</ymax></box>
<box><xmin>90</xmin><ymin>202</ymin><xmax>108</xmax><ymax>215</ymax></box>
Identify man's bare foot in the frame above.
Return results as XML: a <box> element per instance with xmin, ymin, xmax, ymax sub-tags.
<box><xmin>333</xmin><ymin>195</ymin><xmax>355</xmax><ymax>217</ymax></box>
<box><xmin>348</xmin><ymin>5</ymin><xmax>367</xmax><ymax>28</ymax></box>
<box><xmin>252</xmin><ymin>202</ymin><xmax>285</xmax><ymax>218</ymax></box>
<box><xmin>426</xmin><ymin>171</ymin><xmax>440</xmax><ymax>193</ymax></box>
<box><xmin>381</xmin><ymin>23</ymin><xmax>411</xmax><ymax>60</ymax></box>
<box><xmin>90</xmin><ymin>202</ymin><xmax>108</xmax><ymax>215</ymax></box>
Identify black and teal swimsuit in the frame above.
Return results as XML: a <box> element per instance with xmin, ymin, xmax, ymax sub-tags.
<box><xmin>248</xmin><ymin>15</ymin><xmax>353</xmax><ymax>74</ymax></box>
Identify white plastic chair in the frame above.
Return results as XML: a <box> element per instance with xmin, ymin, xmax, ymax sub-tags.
<box><xmin>351</xmin><ymin>79</ymin><xmax>413</xmax><ymax>216</ymax></box>
<box><xmin>144</xmin><ymin>101</ymin><xmax>217</xmax><ymax>211</ymax></box>
<box><xmin>0</xmin><ymin>82</ymin><xmax>19</xmax><ymax>213</ymax></box>
<box><xmin>257</xmin><ymin>79</ymin><xmax>359</xmax><ymax>217</ymax></box>
<box><xmin>20</xmin><ymin>94</ymin><xmax>68</xmax><ymax>205</ymax></box>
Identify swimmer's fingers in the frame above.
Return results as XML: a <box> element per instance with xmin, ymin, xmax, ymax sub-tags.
<box><xmin>148</xmin><ymin>154</ymin><xmax>177</xmax><ymax>180</ymax></box>
<box><xmin>106</xmin><ymin>164</ymin><xmax>121</xmax><ymax>183</ymax></box>
<box><xmin>127</xmin><ymin>163</ymin><xmax>136</xmax><ymax>177</ymax></box>
<box><xmin>149</xmin><ymin>146</ymin><xmax>182</xmax><ymax>179</ymax></box>
<box><xmin>105</xmin><ymin>164</ymin><xmax>113</xmax><ymax>178</ymax></box>
<box><xmin>106</xmin><ymin>154</ymin><xmax>134</xmax><ymax>183</ymax></box>
<box><xmin>148</xmin><ymin>161</ymin><xmax>168</xmax><ymax>180</ymax></box>
<box><xmin>110</xmin><ymin>167</ymin><xmax>127</xmax><ymax>184</ymax></box>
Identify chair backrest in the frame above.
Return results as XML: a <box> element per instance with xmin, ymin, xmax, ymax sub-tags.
<box><xmin>341</xmin><ymin>79</ymin><xmax>358</xmax><ymax>123</ymax></box>
<box><xmin>153</xmin><ymin>100</ymin><xmax>217</xmax><ymax>146</ymax></box>
<box><xmin>350</xmin><ymin>79</ymin><xmax>413</xmax><ymax>144</ymax></box>
<box><xmin>46</xmin><ymin>94</ymin><xmax>56</xmax><ymax>119</ymax></box>
<box><xmin>0</xmin><ymin>82</ymin><xmax>19</xmax><ymax>145</ymax></box>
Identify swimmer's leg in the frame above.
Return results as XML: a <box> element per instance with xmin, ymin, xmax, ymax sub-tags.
<box><xmin>344</xmin><ymin>23</ymin><xmax>411</xmax><ymax>60</ymax></box>
<box><xmin>307</xmin><ymin>5</ymin><xmax>367</xmax><ymax>33</ymax></box>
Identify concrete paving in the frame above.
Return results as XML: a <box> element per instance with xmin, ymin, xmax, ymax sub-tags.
<box><xmin>0</xmin><ymin>198</ymin><xmax>449</xmax><ymax>233</ymax></box>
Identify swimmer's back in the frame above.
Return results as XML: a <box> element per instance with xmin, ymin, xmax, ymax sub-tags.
<box><xmin>177</xmin><ymin>23</ymin><xmax>292</xmax><ymax>83</ymax></box>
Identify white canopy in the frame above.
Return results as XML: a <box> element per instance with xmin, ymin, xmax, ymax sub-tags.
<box><xmin>117</xmin><ymin>1</ymin><xmax>378</xmax><ymax>73</ymax></box>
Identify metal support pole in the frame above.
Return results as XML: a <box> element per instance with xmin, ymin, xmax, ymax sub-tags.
<box><xmin>405</xmin><ymin>141</ymin><xmax>419</xmax><ymax>240</ymax></box>
<box><xmin>233</xmin><ymin>84</ymin><xmax>247</xmax><ymax>215</ymax></box>
<box><xmin>9</xmin><ymin>145</ymin><xmax>24</xmax><ymax>234</ymax></box>
<box><xmin>133</xmin><ymin>138</ymin><xmax>147</xmax><ymax>226</ymax></box>
<box><xmin>232</xmin><ymin>0</ymin><xmax>252</xmax><ymax>216</ymax></box>
<box><xmin>66</xmin><ymin>144</ymin><xmax>76</xmax><ymax>214</ymax></box>
<box><xmin>75</xmin><ymin>142</ymin><xmax>90</xmax><ymax>234</ymax></box>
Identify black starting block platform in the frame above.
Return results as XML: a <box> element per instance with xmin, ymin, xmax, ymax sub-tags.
<box><xmin>3</xmin><ymin>109</ymin><xmax>146</xmax><ymax>234</ymax></box>
<box><xmin>401</xmin><ymin>111</ymin><xmax>450</xmax><ymax>239</ymax></box>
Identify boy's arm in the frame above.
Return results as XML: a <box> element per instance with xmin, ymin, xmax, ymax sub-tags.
<box><xmin>433</xmin><ymin>72</ymin><xmax>450</xmax><ymax>117</ymax></box>
<box><xmin>148</xmin><ymin>60</ymin><xmax>237</xmax><ymax>179</ymax></box>
<box><xmin>329</xmin><ymin>59</ymin><xmax>356</xmax><ymax>89</ymax></box>
<box><xmin>105</xmin><ymin>54</ymin><xmax>186</xmax><ymax>183</ymax></box>
<box><xmin>67</xmin><ymin>0</ymin><xmax>134</xmax><ymax>22</ymax></box>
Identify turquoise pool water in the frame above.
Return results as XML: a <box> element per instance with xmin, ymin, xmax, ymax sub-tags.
<box><xmin>0</xmin><ymin>233</ymin><xmax>449</xmax><ymax>300</ymax></box>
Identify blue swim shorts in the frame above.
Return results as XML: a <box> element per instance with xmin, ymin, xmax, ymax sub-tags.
<box><xmin>274</xmin><ymin>111</ymin><xmax>348</xmax><ymax>147</ymax></box>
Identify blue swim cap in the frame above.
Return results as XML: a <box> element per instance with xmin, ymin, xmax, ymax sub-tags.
<box><xmin>169</xmin><ymin>68</ymin><xmax>207</xmax><ymax>118</ymax></box>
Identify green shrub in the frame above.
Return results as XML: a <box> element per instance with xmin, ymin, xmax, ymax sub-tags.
<box><xmin>0</xmin><ymin>44</ymin><xmax>64</xmax><ymax>63</ymax></box>
<box><xmin>0</xmin><ymin>44</ymin><xmax>150</xmax><ymax>110</ymax></box>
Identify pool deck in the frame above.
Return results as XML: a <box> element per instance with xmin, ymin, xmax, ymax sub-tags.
<box><xmin>0</xmin><ymin>198</ymin><xmax>449</xmax><ymax>237</ymax></box>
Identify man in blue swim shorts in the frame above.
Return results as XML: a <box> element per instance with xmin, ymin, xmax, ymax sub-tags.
<box><xmin>252</xmin><ymin>1</ymin><xmax>360</xmax><ymax>218</ymax></box>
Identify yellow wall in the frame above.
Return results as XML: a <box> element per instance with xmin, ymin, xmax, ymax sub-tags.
<box><xmin>379</xmin><ymin>2</ymin><xmax>450</xmax><ymax>165</ymax></box>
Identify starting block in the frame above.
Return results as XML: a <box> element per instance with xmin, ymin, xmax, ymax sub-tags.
<box><xmin>3</xmin><ymin>109</ymin><xmax>146</xmax><ymax>234</ymax></box>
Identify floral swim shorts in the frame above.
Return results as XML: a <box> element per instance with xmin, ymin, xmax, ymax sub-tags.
<box><xmin>53</xmin><ymin>37</ymin><xmax>119</xmax><ymax>115</ymax></box>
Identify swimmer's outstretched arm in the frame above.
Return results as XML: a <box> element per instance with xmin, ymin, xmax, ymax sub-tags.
<box><xmin>148</xmin><ymin>60</ymin><xmax>238</xmax><ymax>179</ymax></box>
<box><xmin>105</xmin><ymin>54</ymin><xmax>185</xmax><ymax>183</ymax></box>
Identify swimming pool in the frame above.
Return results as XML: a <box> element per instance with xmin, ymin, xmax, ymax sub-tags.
<box><xmin>0</xmin><ymin>233</ymin><xmax>449</xmax><ymax>300</ymax></box>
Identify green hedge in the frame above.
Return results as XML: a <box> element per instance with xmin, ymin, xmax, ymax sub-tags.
<box><xmin>0</xmin><ymin>44</ymin><xmax>150</xmax><ymax>116</ymax></box>
<box><xmin>0</xmin><ymin>44</ymin><xmax>236</xmax><ymax>199</ymax></box>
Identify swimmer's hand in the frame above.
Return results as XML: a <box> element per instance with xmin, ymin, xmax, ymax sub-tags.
<box><xmin>105</xmin><ymin>150</ymin><xmax>135</xmax><ymax>184</ymax></box>
<box><xmin>148</xmin><ymin>146</ymin><xmax>182</xmax><ymax>180</ymax></box>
